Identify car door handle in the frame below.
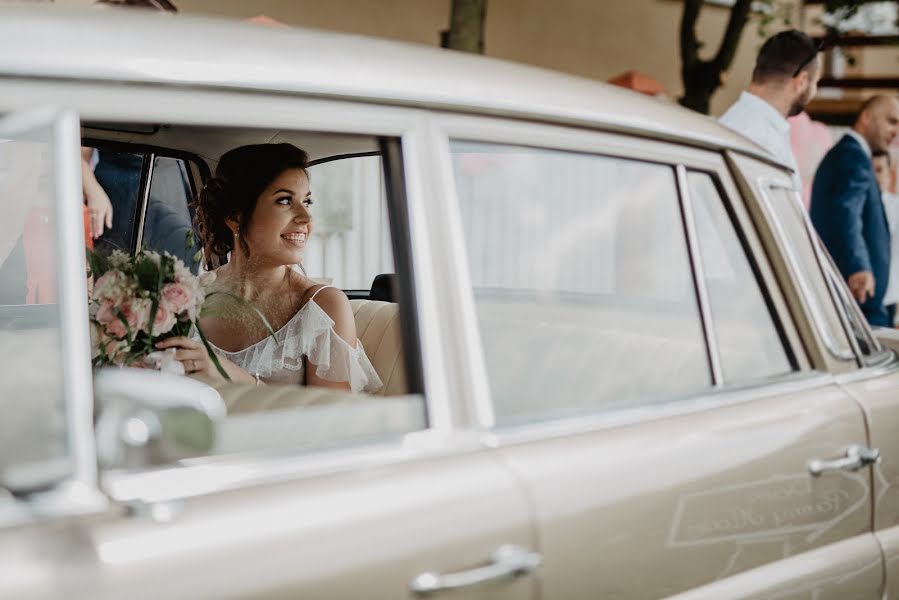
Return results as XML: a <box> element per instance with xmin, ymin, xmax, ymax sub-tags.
<box><xmin>409</xmin><ymin>544</ymin><xmax>541</xmax><ymax>596</ymax></box>
<box><xmin>808</xmin><ymin>444</ymin><xmax>880</xmax><ymax>476</ymax></box>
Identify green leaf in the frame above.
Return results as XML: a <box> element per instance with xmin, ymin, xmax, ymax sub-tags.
<box><xmin>134</xmin><ymin>255</ymin><xmax>160</xmax><ymax>292</ymax></box>
<box><xmin>113</xmin><ymin>308</ymin><xmax>134</xmax><ymax>346</ymax></box>
<box><xmin>86</xmin><ymin>248</ymin><xmax>109</xmax><ymax>278</ymax></box>
<box><xmin>194</xmin><ymin>322</ymin><xmax>231</xmax><ymax>381</ymax></box>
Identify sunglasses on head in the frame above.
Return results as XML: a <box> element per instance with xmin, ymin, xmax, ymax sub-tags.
<box><xmin>793</xmin><ymin>39</ymin><xmax>825</xmax><ymax>78</ymax></box>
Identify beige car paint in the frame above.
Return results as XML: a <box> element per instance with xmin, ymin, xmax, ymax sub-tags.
<box><xmin>838</xmin><ymin>353</ymin><xmax>899</xmax><ymax>599</ymax></box>
<box><xmin>0</xmin><ymin>450</ymin><xmax>536</xmax><ymax>599</ymax></box>
<box><xmin>492</xmin><ymin>382</ymin><xmax>874</xmax><ymax>599</ymax></box>
<box><xmin>0</xmin><ymin>7</ymin><xmax>894</xmax><ymax>599</ymax></box>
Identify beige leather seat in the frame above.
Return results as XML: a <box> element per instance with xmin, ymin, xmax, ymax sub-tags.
<box><xmin>350</xmin><ymin>299</ymin><xmax>407</xmax><ymax>396</ymax></box>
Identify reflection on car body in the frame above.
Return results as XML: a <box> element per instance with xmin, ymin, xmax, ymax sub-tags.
<box><xmin>1</xmin><ymin>6</ymin><xmax>899</xmax><ymax>600</ymax></box>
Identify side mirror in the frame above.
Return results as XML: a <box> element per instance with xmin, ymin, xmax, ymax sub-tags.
<box><xmin>94</xmin><ymin>368</ymin><xmax>225</xmax><ymax>470</ymax></box>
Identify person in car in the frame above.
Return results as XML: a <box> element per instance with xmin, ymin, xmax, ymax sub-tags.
<box><xmin>155</xmin><ymin>143</ymin><xmax>382</xmax><ymax>393</ymax></box>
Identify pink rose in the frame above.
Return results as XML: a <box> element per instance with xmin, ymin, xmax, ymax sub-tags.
<box><xmin>95</xmin><ymin>301</ymin><xmax>117</xmax><ymax>327</ymax></box>
<box><xmin>160</xmin><ymin>282</ymin><xmax>194</xmax><ymax>316</ymax></box>
<box><xmin>151</xmin><ymin>304</ymin><xmax>176</xmax><ymax>335</ymax></box>
<box><xmin>92</xmin><ymin>270</ymin><xmax>130</xmax><ymax>303</ymax></box>
<box><xmin>105</xmin><ymin>298</ymin><xmax>151</xmax><ymax>339</ymax></box>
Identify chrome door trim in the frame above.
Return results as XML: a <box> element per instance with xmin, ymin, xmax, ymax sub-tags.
<box><xmin>675</xmin><ymin>164</ymin><xmax>723</xmax><ymax>386</ymax></box>
<box><xmin>132</xmin><ymin>151</ymin><xmax>155</xmax><ymax>253</ymax></box>
<box><xmin>51</xmin><ymin>109</ymin><xmax>102</xmax><ymax>492</ymax></box>
<box><xmin>0</xmin><ymin>108</ymin><xmax>109</xmax><ymax>526</ymax></box>
<box><xmin>756</xmin><ymin>177</ymin><xmax>857</xmax><ymax>363</ymax></box>
<box><xmin>401</xmin><ymin>117</ymin><xmax>456</xmax><ymax>431</ymax></box>
<box><xmin>835</xmin><ymin>352</ymin><xmax>899</xmax><ymax>385</ymax></box>
<box><xmin>482</xmin><ymin>371</ymin><xmax>835</xmax><ymax>447</ymax></box>
<box><xmin>808</xmin><ymin>444</ymin><xmax>880</xmax><ymax>476</ymax></box>
<box><xmin>102</xmin><ymin>429</ymin><xmax>486</xmax><ymax>505</ymax></box>
<box><xmin>409</xmin><ymin>544</ymin><xmax>541</xmax><ymax>595</ymax></box>
<box><xmin>425</xmin><ymin>124</ymin><xmax>495</xmax><ymax>429</ymax></box>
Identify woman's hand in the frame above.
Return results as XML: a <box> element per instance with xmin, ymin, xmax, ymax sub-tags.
<box><xmin>154</xmin><ymin>336</ymin><xmax>243</xmax><ymax>382</ymax></box>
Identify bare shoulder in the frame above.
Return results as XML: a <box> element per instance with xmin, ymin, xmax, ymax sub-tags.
<box><xmin>309</xmin><ymin>286</ymin><xmax>357</xmax><ymax>343</ymax></box>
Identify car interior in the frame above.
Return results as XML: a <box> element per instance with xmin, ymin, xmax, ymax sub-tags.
<box><xmin>0</xmin><ymin>121</ymin><xmax>426</xmax><ymax>471</ymax></box>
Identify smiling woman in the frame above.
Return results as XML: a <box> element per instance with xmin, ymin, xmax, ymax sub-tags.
<box><xmin>159</xmin><ymin>142</ymin><xmax>382</xmax><ymax>392</ymax></box>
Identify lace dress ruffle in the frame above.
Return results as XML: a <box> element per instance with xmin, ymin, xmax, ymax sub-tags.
<box><xmin>203</xmin><ymin>299</ymin><xmax>383</xmax><ymax>393</ymax></box>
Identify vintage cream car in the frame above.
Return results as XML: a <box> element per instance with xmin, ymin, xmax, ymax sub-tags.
<box><xmin>1</xmin><ymin>7</ymin><xmax>898</xmax><ymax>600</ymax></box>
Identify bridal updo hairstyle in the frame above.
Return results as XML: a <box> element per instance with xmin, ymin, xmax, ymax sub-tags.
<box><xmin>195</xmin><ymin>143</ymin><xmax>309</xmax><ymax>270</ymax></box>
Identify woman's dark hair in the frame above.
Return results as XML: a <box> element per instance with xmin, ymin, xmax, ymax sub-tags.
<box><xmin>195</xmin><ymin>143</ymin><xmax>309</xmax><ymax>269</ymax></box>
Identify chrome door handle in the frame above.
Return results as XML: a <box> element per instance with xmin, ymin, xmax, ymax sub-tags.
<box><xmin>409</xmin><ymin>544</ymin><xmax>541</xmax><ymax>596</ymax></box>
<box><xmin>808</xmin><ymin>444</ymin><xmax>880</xmax><ymax>476</ymax></box>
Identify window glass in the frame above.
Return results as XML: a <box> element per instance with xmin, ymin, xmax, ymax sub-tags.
<box><xmin>144</xmin><ymin>156</ymin><xmax>201</xmax><ymax>272</ymax></box>
<box><xmin>84</xmin><ymin>130</ymin><xmax>422</xmax><ymax>472</ymax></box>
<box><xmin>0</xmin><ymin>126</ymin><xmax>69</xmax><ymax>489</ymax></box>
<box><xmin>305</xmin><ymin>156</ymin><xmax>394</xmax><ymax>291</ymax></box>
<box><xmin>764</xmin><ymin>185</ymin><xmax>855</xmax><ymax>361</ymax></box>
<box><xmin>93</xmin><ymin>149</ymin><xmax>143</xmax><ymax>254</ymax></box>
<box><xmin>688</xmin><ymin>172</ymin><xmax>792</xmax><ymax>381</ymax></box>
<box><xmin>450</xmin><ymin>140</ymin><xmax>710</xmax><ymax>424</ymax></box>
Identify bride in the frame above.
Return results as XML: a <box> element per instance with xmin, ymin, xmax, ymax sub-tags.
<box><xmin>155</xmin><ymin>143</ymin><xmax>382</xmax><ymax>393</ymax></box>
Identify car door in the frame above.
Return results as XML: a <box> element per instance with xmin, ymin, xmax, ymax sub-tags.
<box><xmin>821</xmin><ymin>242</ymin><xmax>899</xmax><ymax>599</ymax></box>
<box><xmin>0</xmin><ymin>95</ymin><xmax>538</xmax><ymax>599</ymax></box>
<box><xmin>431</xmin><ymin>113</ymin><xmax>882</xmax><ymax>599</ymax></box>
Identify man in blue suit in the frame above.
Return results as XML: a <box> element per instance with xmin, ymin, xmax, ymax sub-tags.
<box><xmin>811</xmin><ymin>95</ymin><xmax>899</xmax><ymax>327</ymax></box>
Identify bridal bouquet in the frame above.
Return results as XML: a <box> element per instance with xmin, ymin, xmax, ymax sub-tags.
<box><xmin>88</xmin><ymin>249</ymin><xmax>227</xmax><ymax>377</ymax></box>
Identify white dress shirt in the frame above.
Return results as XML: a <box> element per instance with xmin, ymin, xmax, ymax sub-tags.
<box><xmin>719</xmin><ymin>92</ymin><xmax>802</xmax><ymax>191</ymax></box>
<box><xmin>880</xmin><ymin>190</ymin><xmax>899</xmax><ymax>309</ymax></box>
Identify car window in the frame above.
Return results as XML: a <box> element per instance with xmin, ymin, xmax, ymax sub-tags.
<box><xmin>449</xmin><ymin>140</ymin><xmax>711</xmax><ymax>425</ymax></box>
<box><xmin>143</xmin><ymin>156</ymin><xmax>201</xmax><ymax>272</ymax></box>
<box><xmin>821</xmin><ymin>247</ymin><xmax>891</xmax><ymax>365</ymax></box>
<box><xmin>305</xmin><ymin>155</ymin><xmax>394</xmax><ymax>291</ymax></box>
<box><xmin>91</xmin><ymin>149</ymin><xmax>202</xmax><ymax>273</ymax></box>
<box><xmin>762</xmin><ymin>183</ymin><xmax>856</xmax><ymax>362</ymax></box>
<box><xmin>92</xmin><ymin>148</ymin><xmax>144</xmax><ymax>255</ymax></box>
<box><xmin>0</xmin><ymin>122</ymin><xmax>70</xmax><ymax>491</ymax></box>
<box><xmin>84</xmin><ymin>130</ymin><xmax>424</xmax><ymax>470</ymax></box>
<box><xmin>687</xmin><ymin>171</ymin><xmax>792</xmax><ymax>382</ymax></box>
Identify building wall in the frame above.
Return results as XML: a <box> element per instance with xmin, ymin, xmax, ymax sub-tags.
<box><xmin>170</xmin><ymin>0</ymin><xmax>774</xmax><ymax>116</ymax></box>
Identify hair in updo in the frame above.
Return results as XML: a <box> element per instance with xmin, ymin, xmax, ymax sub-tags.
<box><xmin>195</xmin><ymin>143</ymin><xmax>309</xmax><ymax>270</ymax></box>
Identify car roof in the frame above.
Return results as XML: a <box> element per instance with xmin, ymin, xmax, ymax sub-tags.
<box><xmin>0</xmin><ymin>7</ymin><xmax>775</xmax><ymax>164</ymax></box>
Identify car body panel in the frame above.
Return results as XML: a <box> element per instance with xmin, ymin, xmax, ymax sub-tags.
<box><xmin>0</xmin><ymin>449</ymin><xmax>536</xmax><ymax>599</ymax></box>
<box><xmin>491</xmin><ymin>382</ymin><xmax>875</xmax><ymax>598</ymax></box>
<box><xmin>0</xmin><ymin>7</ymin><xmax>896</xmax><ymax>599</ymax></box>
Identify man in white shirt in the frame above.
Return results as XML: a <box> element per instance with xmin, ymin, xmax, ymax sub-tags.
<box><xmin>720</xmin><ymin>30</ymin><xmax>822</xmax><ymax>191</ymax></box>
<box><xmin>875</xmin><ymin>149</ymin><xmax>899</xmax><ymax>324</ymax></box>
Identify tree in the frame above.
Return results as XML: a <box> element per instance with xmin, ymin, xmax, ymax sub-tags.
<box><xmin>679</xmin><ymin>0</ymin><xmax>891</xmax><ymax>114</ymax></box>
<box><xmin>679</xmin><ymin>0</ymin><xmax>756</xmax><ymax>114</ymax></box>
<box><xmin>441</xmin><ymin>0</ymin><xmax>487</xmax><ymax>54</ymax></box>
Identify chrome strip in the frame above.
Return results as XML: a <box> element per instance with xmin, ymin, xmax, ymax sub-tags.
<box><xmin>53</xmin><ymin>109</ymin><xmax>103</xmax><ymax>492</ymax></box>
<box><xmin>484</xmin><ymin>371</ymin><xmax>835</xmax><ymax>447</ymax></box>
<box><xmin>756</xmin><ymin>177</ymin><xmax>857</xmax><ymax>362</ymax></box>
<box><xmin>133</xmin><ymin>151</ymin><xmax>155</xmax><ymax>252</ymax></box>
<box><xmin>430</xmin><ymin>128</ymin><xmax>495</xmax><ymax>429</ymax></box>
<box><xmin>836</xmin><ymin>350</ymin><xmax>899</xmax><ymax>384</ymax></box>
<box><xmin>103</xmin><ymin>429</ymin><xmax>484</xmax><ymax>504</ymax></box>
<box><xmin>400</xmin><ymin>124</ymin><xmax>454</xmax><ymax>432</ymax></box>
<box><xmin>675</xmin><ymin>165</ymin><xmax>723</xmax><ymax>385</ymax></box>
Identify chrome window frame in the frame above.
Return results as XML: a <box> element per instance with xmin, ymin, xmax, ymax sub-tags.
<box><xmin>0</xmin><ymin>107</ymin><xmax>108</xmax><ymax>524</ymax></box>
<box><xmin>431</xmin><ymin>112</ymin><xmax>809</xmax><ymax>433</ymax></box>
<box><xmin>755</xmin><ymin>178</ymin><xmax>858</xmax><ymax>364</ymax></box>
<box><xmin>675</xmin><ymin>164</ymin><xmax>723</xmax><ymax>385</ymax></box>
<box><xmin>0</xmin><ymin>80</ymin><xmax>464</xmax><ymax>508</ymax></box>
<box><xmin>677</xmin><ymin>167</ymin><xmax>800</xmax><ymax>380</ymax></box>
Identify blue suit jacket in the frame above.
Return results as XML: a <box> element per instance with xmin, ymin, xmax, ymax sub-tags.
<box><xmin>810</xmin><ymin>134</ymin><xmax>891</xmax><ymax>326</ymax></box>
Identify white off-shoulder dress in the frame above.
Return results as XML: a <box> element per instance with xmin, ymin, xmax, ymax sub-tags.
<box><xmin>204</xmin><ymin>286</ymin><xmax>382</xmax><ymax>393</ymax></box>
